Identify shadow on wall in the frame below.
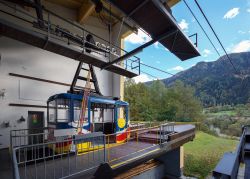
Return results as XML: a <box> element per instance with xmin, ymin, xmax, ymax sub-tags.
<box><xmin>0</xmin><ymin>89</ymin><xmax>6</xmax><ymax>99</ymax></box>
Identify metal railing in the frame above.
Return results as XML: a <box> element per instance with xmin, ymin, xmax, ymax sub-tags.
<box><xmin>12</xmin><ymin>132</ymin><xmax>105</xmax><ymax>179</ymax></box>
<box><xmin>212</xmin><ymin>125</ymin><xmax>248</xmax><ymax>178</ymax></box>
<box><xmin>10</xmin><ymin>122</ymin><xmax>176</xmax><ymax>178</ymax></box>
<box><xmin>10</xmin><ymin>127</ymin><xmax>51</xmax><ymax>149</ymax></box>
<box><xmin>159</xmin><ymin>122</ymin><xmax>175</xmax><ymax>145</ymax></box>
<box><xmin>131</xmin><ymin>121</ymin><xmax>175</xmax><ymax>128</ymax></box>
<box><xmin>105</xmin><ymin>122</ymin><xmax>175</xmax><ymax>163</ymax></box>
<box><xmin>0</xmin><ymin>0</ymin><xmax>140</xmax><ymax>75</ymax></box>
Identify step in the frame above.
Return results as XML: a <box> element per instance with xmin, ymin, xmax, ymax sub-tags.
<box><xmin>81</xmin><ymin>67</ymin><xmax>89</xmax><ymax>71</ymax></box>
<box><xmin>77</xmin><ymin>76</ymin><xmax>95</xmax><ymax>82</ymax></box>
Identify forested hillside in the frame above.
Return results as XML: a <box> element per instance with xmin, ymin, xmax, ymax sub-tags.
<box><xmin>125</xmin><ymin>80</ymin><xmax>203</xmax><ymax>122</ymax></box>
<box><xmin>158</xmin><ymin>52</ymin><xmax>250</xmax><ymax>106</ymax></box>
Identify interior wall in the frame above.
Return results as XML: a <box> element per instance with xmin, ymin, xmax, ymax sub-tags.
<box><xmin>0</xmin><ymin>1</ymin><xmax>130</xmax><ymax>148</ymax></box>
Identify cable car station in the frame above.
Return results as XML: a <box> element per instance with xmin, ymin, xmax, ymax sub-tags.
<box><xmin>0</xmin><ymin>0</ymin><xmax>199</xmax><ymax>178</ymax></box>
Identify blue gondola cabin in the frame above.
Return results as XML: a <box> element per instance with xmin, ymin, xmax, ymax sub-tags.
<box><xmin>47</xmin><ymin>93</ymin><xmax>130</xmax><ymax>152</ymax></box>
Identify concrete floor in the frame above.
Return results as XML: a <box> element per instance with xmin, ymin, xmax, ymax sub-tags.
<box><xmin>0</xmin><ymin>148</ymin><xmax>13</xmax><ymax>179</ymax></box>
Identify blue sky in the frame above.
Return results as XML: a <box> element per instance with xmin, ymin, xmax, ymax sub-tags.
<box><xmin>124</xmin><ymin>0</ymin><xmax>250</xmax><ymax>83</ymax></box>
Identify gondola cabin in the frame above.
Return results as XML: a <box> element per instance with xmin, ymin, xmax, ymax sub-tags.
<box><xmin>47</xmin><ymin>93</ymin><xmax>130</xmax><ymax>152</ymax></box>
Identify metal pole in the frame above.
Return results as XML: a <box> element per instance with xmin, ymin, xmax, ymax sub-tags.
<box><xmin>12</xmin><ymin>148</ymin><xmax>20</xmax><ymax>179</ymax></box>
<box><xmin>103</xmin><ymin>135</ymin><xmax>106</xmax><ymax>162</ymax></box>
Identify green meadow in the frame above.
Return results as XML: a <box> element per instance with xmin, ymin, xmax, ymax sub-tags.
<box><xmin>183</xmin><ymin>131</ymin><xmax>238</xmax><ymax>178</ymax></box>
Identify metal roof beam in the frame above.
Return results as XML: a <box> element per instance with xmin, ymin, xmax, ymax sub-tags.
<box><xmin>78</xmin><ymin>0</ymin><xmax>95</xmax><ymax>24</ymax></box>
<box><xmin>101</xmin><ymin>29</ymin><xmax>178</xmax><ymax>70</ymax></box>
<box><xmin>91</xmin><ymin>0</ymin><xmax>137</xmax><ymax>33</ymax></box>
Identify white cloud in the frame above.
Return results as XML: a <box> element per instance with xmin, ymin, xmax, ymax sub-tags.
<box><xmin>178</xmin><ymin>19</ymin><xmax>189</xmax><ymax>31</ymax></box>
<box><xmin>169</xmin><ymin>66</ymin><xmax>184</xmax><ymax>71</ymax></box>
<box><xmin>238</xmin><ymin>30</ymin><xmax>246</xmax><ymax>34</ymax></box>
<box><xmin>202</xmin><ymin>49</ymin><xmax>212</xmax><ymax>57</ymax></box>
<box><xmin>125</xmin><ymin>29</ymin><xmax>151</xmax><ymax>44</ymax></box>
<box><xmin>247</xmin><ymin>9</ymin><xmax>250</xmax><ymax>13</ymax></box>
<box><xmin>226</xmin><ymin>43</ymin><xmax>235</xmax><ymax>52</ymax></box>
<box><xmin>133</xmin><ymin>74</ymin><xmax>152</xmax><ymax>83</ymax></box>
<box><xmin>232</xmin><ymin>40</ymin><xmax>250</xmax><ymax>53</ymax></box>
<box><xmin>223</xmin><ymin>8</ymin><xmax>240</xmax><ymax>19</ymax></box>
<box><xmin>154</xmin><ymin>41</ymin><xmax>159</xmax><ymax>48</ymax></box>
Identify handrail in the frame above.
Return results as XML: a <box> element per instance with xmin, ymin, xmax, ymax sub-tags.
<box><xmin>10</xmin><ymin>127</ymin><xmax>51</xmax><ymax>133</ymax></box>
<box><xmin>10</xmin><ymin>123</ymin><xmax>175</xmax><ymax>148</ymax></box>
<box><xmin>12</xmin><ymin>148</ymin><xmax>20</xmax><ymax>179</ymax></box>
<box><xmin>213</xmin><ymin>125</ymin><xmax>248</xmax><ymax>178</ymax></box>
<box><xmin>10</xmin><ymin>123</ymin><xmax>179</xmax><ymax>178</ymax></box>
<box><xmin>12</xmin><ymin>133</ymin><xmax>105</xmax><ymax>151</ymax></box>
<box><xmin>11</xmin><ymin>132</ymin><xmax>106</xmax><ymax>179</ymax></box>
<box><xmin>105</xmin><ymin>125</ymin><xmax>159</xmax><ymax>137</ymax></box>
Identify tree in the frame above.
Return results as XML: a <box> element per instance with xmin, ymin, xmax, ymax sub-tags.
<box><xmin>124</xmin><ymin>79</ymin><xmax>204</xmax><ymax>122</ymax></box>
<box><xmin>124</xmin><ymin>79</ymin><xmax>152</xmax><ymax>121</ymax></box>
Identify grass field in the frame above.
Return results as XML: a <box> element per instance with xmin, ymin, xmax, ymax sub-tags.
<box><xmin>183</xmin><ymin>131</ymin><xmax>238</xmax><ymax>178</ymax></box>
<box><xmin>207</xmin><ymin>110</ymin><xmax>237</xmax><ymax>116</ymax></box>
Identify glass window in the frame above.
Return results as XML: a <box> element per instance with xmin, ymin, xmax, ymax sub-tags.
<box><xmin>117</xmin><ymin>106</ymin><xmax>127</xmax><ymax>120</ymax></box>
<box><xmin>92</xmin><ymin>108</ymin><xmax>104</xmax><ymax>123</ymax></box>
<box><xmin>73</xmin><ymin>100</ymin><xmax>88</xmax><ymax>122</ymax></box>
<box><xmin>48</xmin><ymin>100</ymin><xmax>56</xmax><ymax>123</ymax></box>
<box><xmin>74</xmin><ymin>100</ymin><xmax>81</xmax><ymax>122</ymax></box>
<box><xmin>56</xmin><ymin>98</ymin><xmax>70</xmax><ymax>122</ymax></box>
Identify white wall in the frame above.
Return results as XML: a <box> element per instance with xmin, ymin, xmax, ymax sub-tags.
<box><xmin>0</xmin><ymin>1</ymin><xmax>129</xmax><ymax>148</ymax></box>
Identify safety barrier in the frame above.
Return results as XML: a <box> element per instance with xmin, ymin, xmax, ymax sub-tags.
<box><xmin>105</xmin><ymin>122</ymin><xmax>175</xmax><ymax>163</ymax></box>
<box><xmin>212</xmin><ymin>125</ymin><xmax>247</xmax><ymax>178</ymax></box>
<box><xmin>12</xmin><ymin>132</ymin><xmax>105</xmax><ymax>179</ymax></box>
<box><xmin>10</xmin><ymin>122</ymin><xmax>175</xmax><ymax>178</ymax></box>
<box><xmin>159</xmin><ymin>122</ymin><xmax>175</xmax><ymax>145</ymax></box>
<box><xmin>10</xmin><ymin>128</ymin><xmax>50</xmax><ymax>149</ymax></box>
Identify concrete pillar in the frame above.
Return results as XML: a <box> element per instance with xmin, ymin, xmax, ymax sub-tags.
<box><xmin>156</xmin><ymin>147</ymin><xmax>182</xmax><ymax>178</ymax></box>
<box><xmin>180</xmin><ymin>146</ymin><xmax>184</xmax><ymax>173</ymax></box>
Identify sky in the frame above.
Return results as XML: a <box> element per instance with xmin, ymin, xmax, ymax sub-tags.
<box><xmin>124</xmin><ymin>0</ymin><xmax>250</xmax><ymax>83</ymax></box>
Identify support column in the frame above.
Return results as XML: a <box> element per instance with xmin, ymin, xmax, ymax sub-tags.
<box><xmin>180</xmin><ymin>146</ymin><xmax>184</xmax><ymax>174</ymax></box>
<box><xmin>156</xmin><ymin>147</ymin><xmax>182</xmax><ymax>178</ymax></box>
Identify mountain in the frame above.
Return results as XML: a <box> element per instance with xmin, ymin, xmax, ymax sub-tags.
<box><xmin>160</xmin><ymin>52</ymin><xmax>250</xmax><ymax>106</ymax></box>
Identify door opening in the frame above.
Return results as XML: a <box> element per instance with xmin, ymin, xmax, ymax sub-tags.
<box><xmin>28</xmin><ymin>111</ymin><xmax>44</xmax><ymax>144</ymax></box>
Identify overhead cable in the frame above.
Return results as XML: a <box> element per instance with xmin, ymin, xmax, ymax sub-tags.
<box><xmin>194</xmin><ymin>0</ymin><xmax>241</xmax><ymax>76</ymax></box>
<box><xmin>183</xmin><ymin>0</ymin><xmax>220</xmax><ymax>57</ymax></box>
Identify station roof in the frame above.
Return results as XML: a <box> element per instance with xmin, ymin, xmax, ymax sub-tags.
<box><xmin>106</xmin><ymin>0</ymin><xmax>200</xmax><ymax>61</ymax></box>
